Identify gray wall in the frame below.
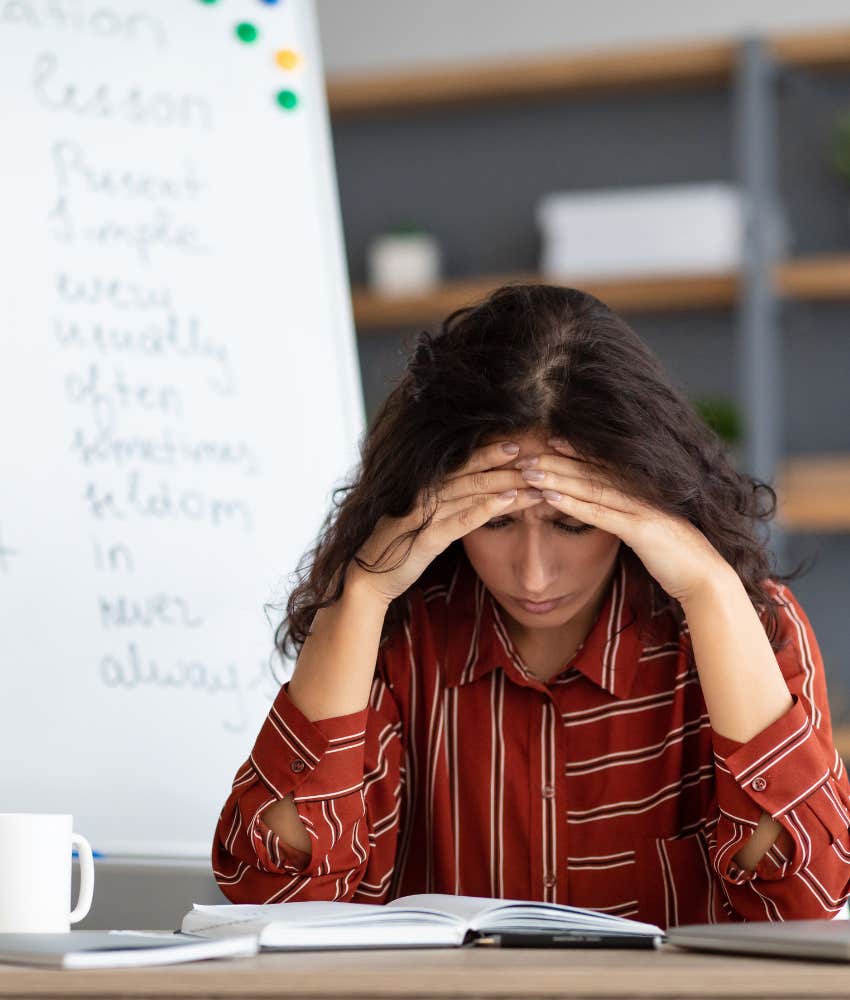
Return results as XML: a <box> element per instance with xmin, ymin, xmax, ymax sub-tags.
<box><xmin>71</xmin><ymin>860</ymin><xmax>228</xmax><ymax>931</ymax></box>
<box><xmin>316</xmin><ymin>0</ymin><xmax>850</xmax><ymax>74</ymax></box>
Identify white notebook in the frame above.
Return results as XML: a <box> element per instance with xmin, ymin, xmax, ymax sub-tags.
<box><xmin>0</xmin><ymin>930</ymin><xmax>258</xmax><ymax>969</ymax></box>
<box><xmin>181</xmin><ymin>893</ymin><xmax>664</xmax><ymax>950</ymax></box>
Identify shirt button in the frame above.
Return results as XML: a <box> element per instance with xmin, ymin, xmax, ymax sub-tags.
<box><xmin>728</xmin><ymin>864</ymin><xmax>741</xmax><ymax>879</ymax></box>
<box><xmin>543</xmin><ymin>873</ymin><xmax>556</xmax><ymax>888</ymax></box>
<box><xmin>752</xmin><ymin>775</ymin><xmax>767</xmax><ymax>792</ymax></box>
<box><xmin>290</xmin><ymin>758</ymin><xmax>306</xmax><ymax>773</ymax></box>
<box><xmin>542</xmin><ymin>784</ymin><xmax>555</xmax><ymax>798</ymax></box>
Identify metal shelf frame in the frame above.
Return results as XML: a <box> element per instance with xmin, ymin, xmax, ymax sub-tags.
<box><xmin>735</xmin><ymin>36</ymin><xmax>788</xmax><ymax>572</ymax></box>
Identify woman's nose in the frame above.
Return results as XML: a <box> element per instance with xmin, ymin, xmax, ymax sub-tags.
<box><xmin>515</xmin><ymin>534</ymin><xmax>558</xmax><ymax>595</ymax></box>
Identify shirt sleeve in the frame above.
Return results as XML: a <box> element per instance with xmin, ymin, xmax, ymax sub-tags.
<box><xmin>706</xmin><ymin>580</ymin><xmax>850</xmax><ymax>920</ymax></box>
<box><xmin>211</xmin><ymin>631</ymin><xmax>406</xmax><ymax>905</ymax></box>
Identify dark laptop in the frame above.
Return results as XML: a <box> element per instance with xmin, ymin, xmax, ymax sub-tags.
<box><xmin>668</xmin><ymin>919</ymin><xmax>850</xmax><ymax>962</ymax></box>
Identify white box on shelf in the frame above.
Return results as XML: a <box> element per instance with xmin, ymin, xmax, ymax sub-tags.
<box><xmin>367</xmin><ymin>231</ymin><xmax>442</xmax><ymax>296</ymax></box>
<box><xmin>536</xmin><ymin>182</ymin><xmax>744</xmax><ymax>280</ymax></box>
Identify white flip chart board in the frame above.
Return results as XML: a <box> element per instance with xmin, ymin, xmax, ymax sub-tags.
<box><xmin>0</xmin><ymin>0</ymin><xmax>365</xmax><ymax>858</ymax></box>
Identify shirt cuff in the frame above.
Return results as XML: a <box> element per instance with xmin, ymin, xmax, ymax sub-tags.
<box><xmin>711</xmin><ymin>694</ymin><xmax>849</xmax><ymax>881</ymax></box>
<box><xmin>249</xmin><ymin>681</ymin><xmax>369</xmax><ymax>802</ymax></box>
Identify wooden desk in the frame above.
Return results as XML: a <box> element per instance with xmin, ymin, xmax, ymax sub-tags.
<box><xmin>0</xmin><ymin>943</ymin><xmax>848</xmax><ymax>999</ymax></box>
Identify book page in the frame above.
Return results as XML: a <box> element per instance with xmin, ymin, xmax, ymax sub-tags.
<box><xmin>185</xmin><ymin>900</ymin><xmax>463</xmax><ymax>936</ymax></box>
<box><xmin>183</xmin><ymin>901</ymin><xmax>467</xmax><ymax>950</ymax></box>
<box><xmin>391</xmin><ymin>894</ymin><xmax>662</xmax><ymax>935</ymax></box>
<box><xmin>389</xmin><ymin>894</ymin><xmax>503</xmax><ymax>924</ymax></box>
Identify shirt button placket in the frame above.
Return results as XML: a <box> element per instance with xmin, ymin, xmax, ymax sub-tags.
<box><xmin>538</xmin><ymin>697</ymin><xmax>562</xmax><ymax>901</ymax></box>
<box><xmin>559</xmin><ymin>698</ymin><xmax>571</xmax><ymax>902</ymax></box>
<box><xmin>557</xmin><ymin>697</ymin><xmax>570</xmax><ymax>902</ymax></box>
<box><xmin>542</xmin><ymin>781</ymin><xmax>557</xmax><ymax>893</ymax></box>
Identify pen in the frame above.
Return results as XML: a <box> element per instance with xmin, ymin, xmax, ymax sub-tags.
<box><xmin>473</xmin><ymin>932</ymin><xmax>663</xmax><ymax>949</ymax></box>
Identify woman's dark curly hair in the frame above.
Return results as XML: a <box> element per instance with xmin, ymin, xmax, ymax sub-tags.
<box><xmin>271</xmin><ymin>282</ymin><xmax>811</xmax><ymax>675</ymax></box>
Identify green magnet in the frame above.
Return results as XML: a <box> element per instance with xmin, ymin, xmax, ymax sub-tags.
<box><xmin>276</xmin><ymin>89</ymin><xmax>299</xmax><ymax>110</ymax></box>
<box><xmin>235</xmin><ymin>22</ymin><xmax>259</xmax><ymax>43</ymax></box>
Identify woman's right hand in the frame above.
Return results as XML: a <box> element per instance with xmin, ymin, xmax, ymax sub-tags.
<box><xmin>348</xmin><ymin>440</ymin><xmax>544</xmax><ymax>606</ymax></box>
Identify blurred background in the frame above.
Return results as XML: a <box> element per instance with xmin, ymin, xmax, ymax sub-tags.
<box><xmin>315</xmin><ymin>0</ymin><xmax>850</xmax><ymax>756</ymax></box>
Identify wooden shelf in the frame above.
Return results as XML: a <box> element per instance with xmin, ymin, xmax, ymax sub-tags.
<box><xmin>776</xmin><ymin>454</ymin><xmax>850</xmax><ymax>531</ymax></box>
<box><xmin>776</xmin><ymin>254</ymin><xmax>850</xmax><ymax>300</ymax></box>
<box><xmin>772</xmin><ymin>28</ymin><xmax>850</xmax><ymax>72</ymax></box>
<box><xmin>327</xmin><ymin>26</ymin><xmax>850</xmax><ymax>118</ymax></box>
<box><xmin>327</xmin><ymin>41</ymin><xmax>734</xmax><ymax>117</ymax></box>
<box><xmin>351</xmin><ymin>253</ymin><xmax>850</xmax><ymax>329</ymax></box>
<box><xmin>352</xmin><ymin>270</ymin><xmax>739</xmax><ymax>327</ymax></box>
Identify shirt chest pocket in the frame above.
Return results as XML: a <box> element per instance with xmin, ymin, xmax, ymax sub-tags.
<box><xmin>635</xmin><ymin>828</ymin><xmax>719</xmax><ymax>929</ymax></box>
<box><xmin>626</xmin><ymin>760</ymin><xmax>721</xmax><ymax>927</ymax></box>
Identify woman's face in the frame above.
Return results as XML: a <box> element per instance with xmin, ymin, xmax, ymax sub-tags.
<box><xmin>461</xmin><ymin>429</ymin><xmax>621</xmax><ymax>636</ymax></box>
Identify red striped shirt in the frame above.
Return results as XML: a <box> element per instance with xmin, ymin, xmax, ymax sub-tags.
<box><xmin>212</xmin><ymin>546</ymin><xmax>850</xmax><ymax>927</ymax></box>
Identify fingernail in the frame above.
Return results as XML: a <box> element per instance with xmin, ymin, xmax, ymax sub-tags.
<box><xmin>501</xmin><ymin>442</ymin><xmax>520</xmax><ymax>455</ymax></box>
<box><xmin>513</xmin><ymin>456</ymin><xmax>539</xmax><ymax>469</ymax></box>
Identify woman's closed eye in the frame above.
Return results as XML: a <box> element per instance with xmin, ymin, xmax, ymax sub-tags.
<box><xmin>483</xmin><ymin>516</ymin><xmax>592</xmax><ymax>535</ymax></box>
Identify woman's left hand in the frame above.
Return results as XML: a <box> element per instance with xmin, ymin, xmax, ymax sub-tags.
<box><xmin>518</xmin><ymin>437</ymin><xmax>733</xmax><ymax>605</ymax></box>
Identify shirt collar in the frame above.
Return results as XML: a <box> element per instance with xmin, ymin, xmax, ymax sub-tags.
<box><xmin>442</xmin><ymin>545</ymin><xmax>659</xmax><ymax>699</ymax></box>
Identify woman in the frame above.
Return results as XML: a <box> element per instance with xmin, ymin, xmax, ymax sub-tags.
<box><xmin>212</xmin><ymin>283</ymin><xmax>850</xmax><ymax>927</ymax></box>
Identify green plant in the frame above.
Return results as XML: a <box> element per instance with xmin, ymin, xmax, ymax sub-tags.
<box><xmin>692</xmin><ymin>396</ymin><xmax>742</xmax><ymax>445</ymax></box>
<box><xmin>829</xmin><ymin>109</ymin><xmax>850</xmax><ymax>184</ymax></box>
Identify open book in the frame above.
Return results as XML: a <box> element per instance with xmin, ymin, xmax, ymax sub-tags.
<box><xmin>181</xmin><ymin>894</ymin><xmax>664</xmax><ymax>950</ymax></box>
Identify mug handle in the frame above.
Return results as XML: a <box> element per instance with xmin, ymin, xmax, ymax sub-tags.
<box><xmin>70</xmin><ymin>832</ymin><xmax>95</xmax><ymax>923</ymax></box>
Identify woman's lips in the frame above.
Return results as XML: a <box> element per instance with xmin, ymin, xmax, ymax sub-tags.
<box><xmin>515</xmin><ymin>595</ymin><xmax>567</xmax><ymax>614</ymax></box>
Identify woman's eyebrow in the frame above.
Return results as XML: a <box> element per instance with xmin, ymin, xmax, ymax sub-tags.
<box><xmin>509</xmin><ymin>511</ymin><xmax>585</xmax><ymax>525</ymax></box>
<box><xmin>548</xmin><ymin>512</ymin><xmax>591</xmax><ymax>527</ymax></box>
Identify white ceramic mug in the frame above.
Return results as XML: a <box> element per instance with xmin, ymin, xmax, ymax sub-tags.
<box><xmin>0</xmin><ymin>813</ymin><xmax>94</xmax><ymax>932</ymax></box>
